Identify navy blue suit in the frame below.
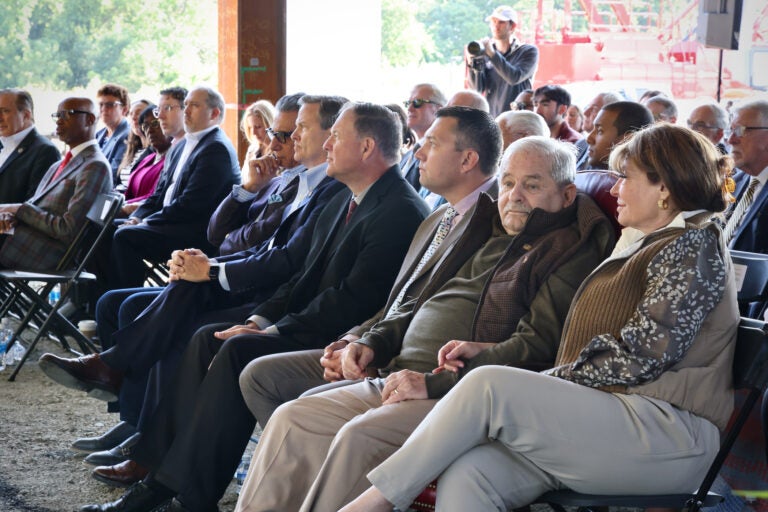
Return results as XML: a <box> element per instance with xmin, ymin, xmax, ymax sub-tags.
<box><xmin>99</xmin><ymin>174</ymin><xmax>346</xmax><ymax>426</ymax></box>
<box><xmin>400</xmin><ymin>146</ymin><xmax>422</xmax><ymax>192</ymax></box>
<box><xmin>108</xmin><ymin>127</ymin><xmax>240</xmax><ymax>288</ymax></box>
<box><xmin>0</xmin><ymin>127</ymin><xmax>60</xmax><ymax>204</ymax></box>
<box><xmin>729</xmin><ymin>169</ymin><xmax>768</xmax><ymax>255</ymax></box>
<box><xmin>96</xmin><ymin>119</ymin><xmax>130</xmax><ymax>184</ymax></box>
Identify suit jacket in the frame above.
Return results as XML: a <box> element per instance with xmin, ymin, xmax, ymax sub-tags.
<box><xmin>0</xmin><ymin>143</ymin><xmax>112</xmax><ymax>270</ymax></box>
<box><xmin>215</xmin><ymin>174</ymin><xmax>346</xmax><ymax>295</ymax></box>
<box><xmin>350</xmin><ymin>181</ymin><xmax>499</xmax><ymax>338</ymax></box>
<box><xmin>399</xmin><ymin>147</ymin><xmax>421</xmax><ymax>192</ymax></box>
<box><xmin>207</xmin><ymin>169</ymin><xmax>305</xmax><ymax>256</ymax></box>
<box><xmin>133</xmin><ymin>127</ymin><xmax>241</xmax><ymax>235</ymax></box>
<box><xmin>729</xmin><ymin>169</ymin><xmax>768</xmax><ymax>254</ymax></box>
<box><xmin>96</xmin><ymin>119</ymin><xmax>130</xmax><ymax>183</ymax></box>
<box><xmin>251</xmin><ymin>165</ymin><xmax>430</xmax><ymax>345</ymax></box>
<box><xmin>0</xmin><ymin>128</ymin><xmax>61</xmax><ymax>204</ymax></box>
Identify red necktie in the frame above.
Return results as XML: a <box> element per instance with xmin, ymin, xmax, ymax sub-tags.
<box><xmin>345</xmin><ymin>199</ymin><xmax>358</xmax><ymax>225</ymax></box>
<box><xmin>50</xmin><ymin>151</ymin><xmax>73</xmax><ymax>184</ymax></box>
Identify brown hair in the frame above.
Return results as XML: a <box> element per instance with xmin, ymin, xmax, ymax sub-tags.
<box><xmin>97</xmin><ymin>83</ymin><xmax>129</xmax><ymax>107</ymax></box>
<box><xmin>609</xmin><ymin>123</ymin><xmax>732</xmax><ymax>213</ymax></box>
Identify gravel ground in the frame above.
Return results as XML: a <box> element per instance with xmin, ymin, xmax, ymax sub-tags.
<box><xmin>0</xmin><ymin>324</ymin><xmax>241</xmax><ymax>512</ymax></box>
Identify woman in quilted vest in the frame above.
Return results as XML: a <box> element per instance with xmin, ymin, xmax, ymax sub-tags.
<box><xmin>341</xmin><ymin>123</ymin><xmax>739</xmax><ymax>512</ymax></box>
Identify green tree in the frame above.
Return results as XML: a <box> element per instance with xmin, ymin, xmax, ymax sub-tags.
<box><xmin>381</xmin><ymin>0</ymin><xmax>437</xmax><ymax>66</ymax></box>
<box><xmin>0</xmin><ymin>0</ymin><xmax>216</xmax><ymax>90</ymax></box>
<box><xmin>417</xmin><ymin>0</ymin><xmax>489</xmax><ymax>64</ymax></box>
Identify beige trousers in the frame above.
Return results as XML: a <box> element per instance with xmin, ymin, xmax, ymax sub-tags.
<box><xmin>367</xmin><ymin>366</ymin><xmax>721</xmax><ymax>512</ymax></box>
<box><xmin>235</xmin><ymin>378</ymin><xmax>438</xmax><ymax>512</ymax></box>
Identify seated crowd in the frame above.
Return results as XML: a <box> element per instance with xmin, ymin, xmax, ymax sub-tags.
<box><xmin>0</xmin><ymin>75</ymin><xmax>765</xmax><ymax>512</ymax></box>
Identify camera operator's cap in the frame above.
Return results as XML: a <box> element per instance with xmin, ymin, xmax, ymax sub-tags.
<box><xmin>485</xmin><ymin>5</ymin><xmax>517</xmax><ymax>23</ymax></box>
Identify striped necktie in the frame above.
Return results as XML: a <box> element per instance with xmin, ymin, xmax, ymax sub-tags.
<box><xmin>386</xmin><ymin>206</ymin><xmax>458</xmax><ymax>317</ymax></box>
<box><xmin>724</xmin><ymin>176</ymin><xmax>760</xmax><ymax>243</ymax></box>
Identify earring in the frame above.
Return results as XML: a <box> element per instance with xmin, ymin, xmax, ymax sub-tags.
<box><xmin>657</xmin><ymin>198</ymin><xmax>668</xmax><ymax>210</ymax></box>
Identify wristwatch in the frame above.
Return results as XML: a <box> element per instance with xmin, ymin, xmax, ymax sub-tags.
<box><xmin>208</xmin><ymin>262</ymin><xmax>220</xmax><ymax>281</ymax></box>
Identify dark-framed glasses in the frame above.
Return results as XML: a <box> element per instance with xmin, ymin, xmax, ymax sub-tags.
<box><xmin>153</xmin><ymin>104</ymin><xmax>183</xmax><ymax>118</ymax></box>
<box><xmin>266</xmin><ymin>127</ymin><xmax>294</xmax><ymax>143</ymax></box>
<box><xmin>51</xmin><ymin>109</ymin><xmax>91</xmax><ymax>121</ymax></box>
<box><xmin>141</xmin><ymin>119</ymin><xmax>162</xmax><ymax>133</ymax></box>
<box><xmin>726</xmin><ymin>125</ymin><xmax>768</xmax><ymax>138</ymax></box>
<box><xmin>403</xmin><ymin>99</ymin><xmax>441</xmax><ymax>109</ymax></box>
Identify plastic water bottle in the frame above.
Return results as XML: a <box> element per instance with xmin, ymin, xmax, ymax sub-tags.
<box><xmin>11</xmin><ymin>340</ymin><xmax>25</xmax><ymax>362</ymax></box>
<box><xmin>0</xmin><ymin>318</ymin><xmax>12</xmax><ymax>372</ymax></box>
<box><xmin>48</xmin><ymin>284</ymin><xmax>61</xmax><ymax>306</ymax></box>
<box><xmin>234</xmin><ymin>454</ymin><xmax>251</xmax><ymax>494</ymax></box>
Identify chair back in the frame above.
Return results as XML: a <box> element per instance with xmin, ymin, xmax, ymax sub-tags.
<box><xmin>730</xmin><ymin>250</ymin><xmax>768</xmax><ymax>303</ymax></box>
<box><xmin>575</xmin><ymin>171</ymin><xmax>621</xmax><ymax>239</ymax></box>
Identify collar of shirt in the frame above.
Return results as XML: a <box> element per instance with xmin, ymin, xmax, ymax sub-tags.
<box><xmin>279</xmin><ymin>164</ymin><xmax>306</xmax><ymax>187</ymax></box>
<box><xmin>287</xmin><ymin>162</ymin><xmax>328</xmax><ymax>216</ymax></box>
<box><xmin>0</xmin><ymin>125</ymin><xmax>35</xmax><ymax>156</ymax></box>
<box><xmin>351</xmin><ymin>179</ymin><xmax>375</xmax><ymax>207</ymax></box>
<box><xmin>450</xmin><ymin>177</ymin><xmax>496</xmax><ymax>226</ymax></box>
<box><xmin>69</xmin><ymin>139</ymin><xmax>98</xmax><ymax>158</ymax></box>
<box><xmin>185</xmin><ymin>125</ymin><xmax>219</xmax><ymax>145</ymax></box>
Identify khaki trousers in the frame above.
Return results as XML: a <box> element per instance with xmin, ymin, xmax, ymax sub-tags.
<box><xmin>235</xmin><ymin>378</ymin><xmax>438</xmax><ymax>512</ymax></box>
<box><xmin>367</xmin><ymin>366</ymin><xmax>721</xmax><ymax>512</ymax></box>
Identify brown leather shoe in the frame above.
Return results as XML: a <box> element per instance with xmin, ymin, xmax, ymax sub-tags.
<box><xmin>91</xmin><ymin>460</ymin><xmax>149</xmax><ymax>488</ymax></box>
<box><xmin>38</xmin><ymin>353</ymin><xmax>123</xmax><ymax>402</ymax></box>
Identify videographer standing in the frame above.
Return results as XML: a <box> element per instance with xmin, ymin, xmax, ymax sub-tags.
<box><xmin>466</xmin><ymin>6</ymin><xmax>539</xmax><ymax>117</ymax></box>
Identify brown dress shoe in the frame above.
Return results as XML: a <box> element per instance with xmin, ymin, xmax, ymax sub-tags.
<box><xmin>91</xmin><ymin>460</ymin><xmax>149</xmax><ymax>488</ymax></box>
<box><xmin>38</xmin><ymin>353</ymin><xmax>123</xmax><ymax>402</ymax></box>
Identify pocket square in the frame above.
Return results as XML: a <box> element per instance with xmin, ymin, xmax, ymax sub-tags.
<box><xmin>268</xmin><ymin>194</ymin><xmax>284</xmax><ymax>204</ymax></box>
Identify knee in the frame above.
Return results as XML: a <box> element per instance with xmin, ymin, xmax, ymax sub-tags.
<box><xmin>239</xmin><ymin>358</ymin><xmax>266</xmax><ymax>397</ymax></box>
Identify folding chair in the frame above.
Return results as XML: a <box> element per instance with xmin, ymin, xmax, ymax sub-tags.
<box><xmin>0</xmin><ymin>192</ymin><xmax>124</xmax><ymax>381</ymax></box>
<box><xmin>730</xmin><ymin>250</ymin><xmax>768</xmax><ymax>318</ymax></box>
<box><xmin>534</xmin><ymin>317</ymin><xmax>768</xmax><ymax>512</ymax></box>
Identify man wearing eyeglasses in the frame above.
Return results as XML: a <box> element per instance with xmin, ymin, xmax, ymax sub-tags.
<box><xmin>686</xmin><ymin>103</ymin><xmax>728</xmax><ymax>154</ymax></box>
<box><xmin>465</xmin><ymin>5</ymin><xmax>539</xmax><ymax>118</ymax></box>
<box><xmin>96</xmin><ymin>84</ymin><xmax>131</xmax><ymax>184</ymax></box>
<box><xmin>400</xmin><ymin>83</ymin><xmax>446</xmax><ymax>193</ymax></box>
<box><xmin>724</xmin><ymin>100</ymin><xmax>768</xmax><ymax>255</ymax></box>
<box><xmin>0</xmin><ymin>88</ymin><xmax>60</xmax><ymax>204</ymax></box>
<box><xmin>0</xmin><ymin>97</ymin><xmax>111</xmax><ymax>270</ymax></box>
<box><xmin>154</xmin><ymin>87</ymin><xmax>188</xmax><ymax>145</ymax></box>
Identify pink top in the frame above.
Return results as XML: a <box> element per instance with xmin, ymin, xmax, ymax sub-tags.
<box><xmin>125</xmin><ymin>152</ymin><xmax>166</xmax><ymax>204</ymax></box>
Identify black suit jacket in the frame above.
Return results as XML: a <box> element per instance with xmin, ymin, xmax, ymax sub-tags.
<box><xmin>133</xmin><ymin>127</ymin><xmax>240</xmax><ymax>233</ymax></box>
<box><xmin>251</xmin><ymin>165</ymin><xmax>431</xmax><ymax>345</ymax></box>
<box><xmin>399</xmin><ymin>146</ymin><xmax>422</xmax><ymax>191</ymax></box>
<box><xmin>0</xmin><ymin>128</ymin><xmax>60</xmax><ymax>204</ymax></box>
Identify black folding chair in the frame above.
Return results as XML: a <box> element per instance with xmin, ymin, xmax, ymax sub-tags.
<box><xmin>730</xmin><ymin>250</ymin><xmax>768</xmax><ymax>318</ymax></box>
<box><xmin>0</xmin><ymin>192</ymin><xmax>124</xmax><ymax>381</ymax></box>
<box><xmin>535</xmin><ymin>317</ymin><xmax>768</xmax><ymax>512</ymax></box>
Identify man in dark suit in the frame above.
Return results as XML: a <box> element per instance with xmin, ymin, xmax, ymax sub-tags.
<box><xmin>0</xmin><ymin>97</ymin><xmax>111</xmax><ymax>270</ymax></box>
<box><xmin>724</xmin><ymin>100</ymin><xmax>768</xmax><ymax>255</ymax></box>
<box><xmin>38</xmin><ymin>94</ymin><xmax>347</xmax><ymax>462</ymax></box>
<box><xmin>108</xmin><ymin>86</ymin><xmax>241</xmax><ymax>288</ymax></box>
<box><xmin>0</xmin><ymin>88</ymin><xmax>60</xmax><ymax>204</ymax></box>
<box><xmin>75</xmin><ymin>102</ymin><xmax>430</xmax><ymax>512</ymax></box>
<box><xmin>95</xmin><ymin>84</ymin><xmax>131</xmax><ymax>184</ymax></box>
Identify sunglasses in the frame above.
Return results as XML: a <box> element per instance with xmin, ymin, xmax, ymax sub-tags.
<box><xmin>51</xmin><ymin>109</ymin><xmax>91</xmax><ymax>121</ymax></box>
<box><xmin>267</xmin><ymin>127</ymin><xmax>294</xmax><ymax>144</ymax></box>
<box><xmin>403</xmin><ymin>99</ymin><xmax>441</xmax><ymax>109</ymax></box>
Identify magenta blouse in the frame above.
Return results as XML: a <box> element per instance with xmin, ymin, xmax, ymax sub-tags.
<box><xmin>125</xmin><ymin>152</ymin><xmax>166</xmax><ymax>204</ymax></box>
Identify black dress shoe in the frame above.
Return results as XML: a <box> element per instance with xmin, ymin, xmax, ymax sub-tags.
<box><xmin>79</xmin><ymin>481</ymin><xmax>171</xmax><ymax>511</ymax></box>
<box><xmin>39</xmin><ymin>352</ymin><xmax>123</xmax><ymax>401</ymax></box>
<box><xmin>85</xmin><ymin>432</ymin><xmax>141</xmax><ymax>466</ymax></box>
<box><xmin>92</xmin><ymin>460</ymin><xmax>149</xmax><ymax>488</ymax></box>
<box><xmin>73</xmin><ymin>421</ymin><xmax>137</xmax><ymax>453</ymax></box>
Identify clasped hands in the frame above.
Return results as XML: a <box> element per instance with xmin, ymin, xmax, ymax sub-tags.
<box><xmin>320</xmin><ymin>337</ymin><xmax>494</xmax><ymax>405</ymax></box>
<box><xmin>167</xmin><ymin>248</ymin><xmax>212</xmax><ymax>282</ymax></box>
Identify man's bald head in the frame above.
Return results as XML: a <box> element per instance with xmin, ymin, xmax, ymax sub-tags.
<box><xmin>54</xmin><ymin>97</ymin><xmax>98</xmax><ymax>146</ymax></box>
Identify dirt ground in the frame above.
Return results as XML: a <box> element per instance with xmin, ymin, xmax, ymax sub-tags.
<box><xmin>0</xmin><ymin>323</ymin><xmax>241</xmax><ymax>512</ymax></box>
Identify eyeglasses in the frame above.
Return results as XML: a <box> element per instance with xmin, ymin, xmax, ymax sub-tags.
<box><xmin>266</xmin><ymin>127</ymin><xmax>294</xmax><ymax>144</ymax></box>
<box><xmin>513</xmin><ymin>101</ymin><xmax>533</xmax><ymax>111</ymax></box>
<box><xmin>141</xmin><ymin>119</ymin><xmax>161</xmax><ymax>133</ymax></box>
<box><xmin>403</xmin><ymin>99</ymin><xmax>441</xmax><ymax>109</ymax></box>
<box><xmin>99</xmin><ymin>101</ymin><xmax>123</xmax><ymax>110</ymax></box>
<box><xmin>687</xmin><ymin>120</ymin><xmax>719</xmax><ymax>131</ymax></box>
<box><xmin>153</xmin><ymin>104</ymin><xmax>183</xmax><ymax>118</ymax></box>
<box><xmin>726</xmin><ymin>125</ymin><xmax>768</xmax><ymax>138</ymax></box>
<box><xmin>51</xmin><ymin>109</ymin><xmax>91</xmax><ymax>121</ymax></box>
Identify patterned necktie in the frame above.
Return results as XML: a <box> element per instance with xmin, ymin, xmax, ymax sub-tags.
<box><xmin>386</xmin><ymin>206</ymin><xmax>458</xmax><ymax>317</ymax></box>
<box><xmin>345</xmin><ymin>198</ymin><xmax>358</xmax><ymax>225</ymax></box>
<box><xmin>50</xmin><ymin>151</ymin><xmax>73</xmax><ymax>184</ymax></box>
<box><xmin>724</xmin><ymin>177</ymin><xmax>760</xmax><ymax>243</ymax></box>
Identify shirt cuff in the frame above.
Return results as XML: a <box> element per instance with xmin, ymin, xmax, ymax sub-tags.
<box><xmin>232</xmin><ymin>184</ymin><xmax>258</xmax><ymax>203</ymax></box>
<box><xmin>217</xmin><ymin>262</ymin><xmax>231</xmax><ymax>291</ymax></box>
<box><xmin>247</xmin><ymin>315</ymin><xmax>273</xmax><ymax>330</ymax></box>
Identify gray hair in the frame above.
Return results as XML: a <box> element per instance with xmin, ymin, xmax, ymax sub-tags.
<box><xmin>191</xmin><ymin>85</ymin><xmax>226</xmax><ymax>122</ymax></box>
<box><xmin>693</xmin><ymin>103</ymin><xmax>728</xmax><ymax>129</ymax></box>
<box><xmin>734</xmin><ymin>100</ymin><xmax>768</xmax><ymax>125</ymax></box>
<box><xmin>495</xmin><ymin>111</ymin><xmax>548</xmax><ymax>138</ymax></box>
<box><xmin>597</xmin><ymin>91</ymin><xmax>623</xmax><ymax>106</ymax></box>
<box><xmin>447</xmin><ymin>90</ymin><xmax>490</xmax><ymax>112</ymax></box>
<box><xmin>413</xmin><ymin>83</ymin><xmax>447</xmax><ymax>107</ymax></box>
<box><xmin>501</xmin><ymin>136</ymin><xmax>576</xmax><ymax>186</ymax></box>
<box><xmin>646</xmin><ymin>96</ymin><xmax>678</xmax><ymax>121</ymax></box>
